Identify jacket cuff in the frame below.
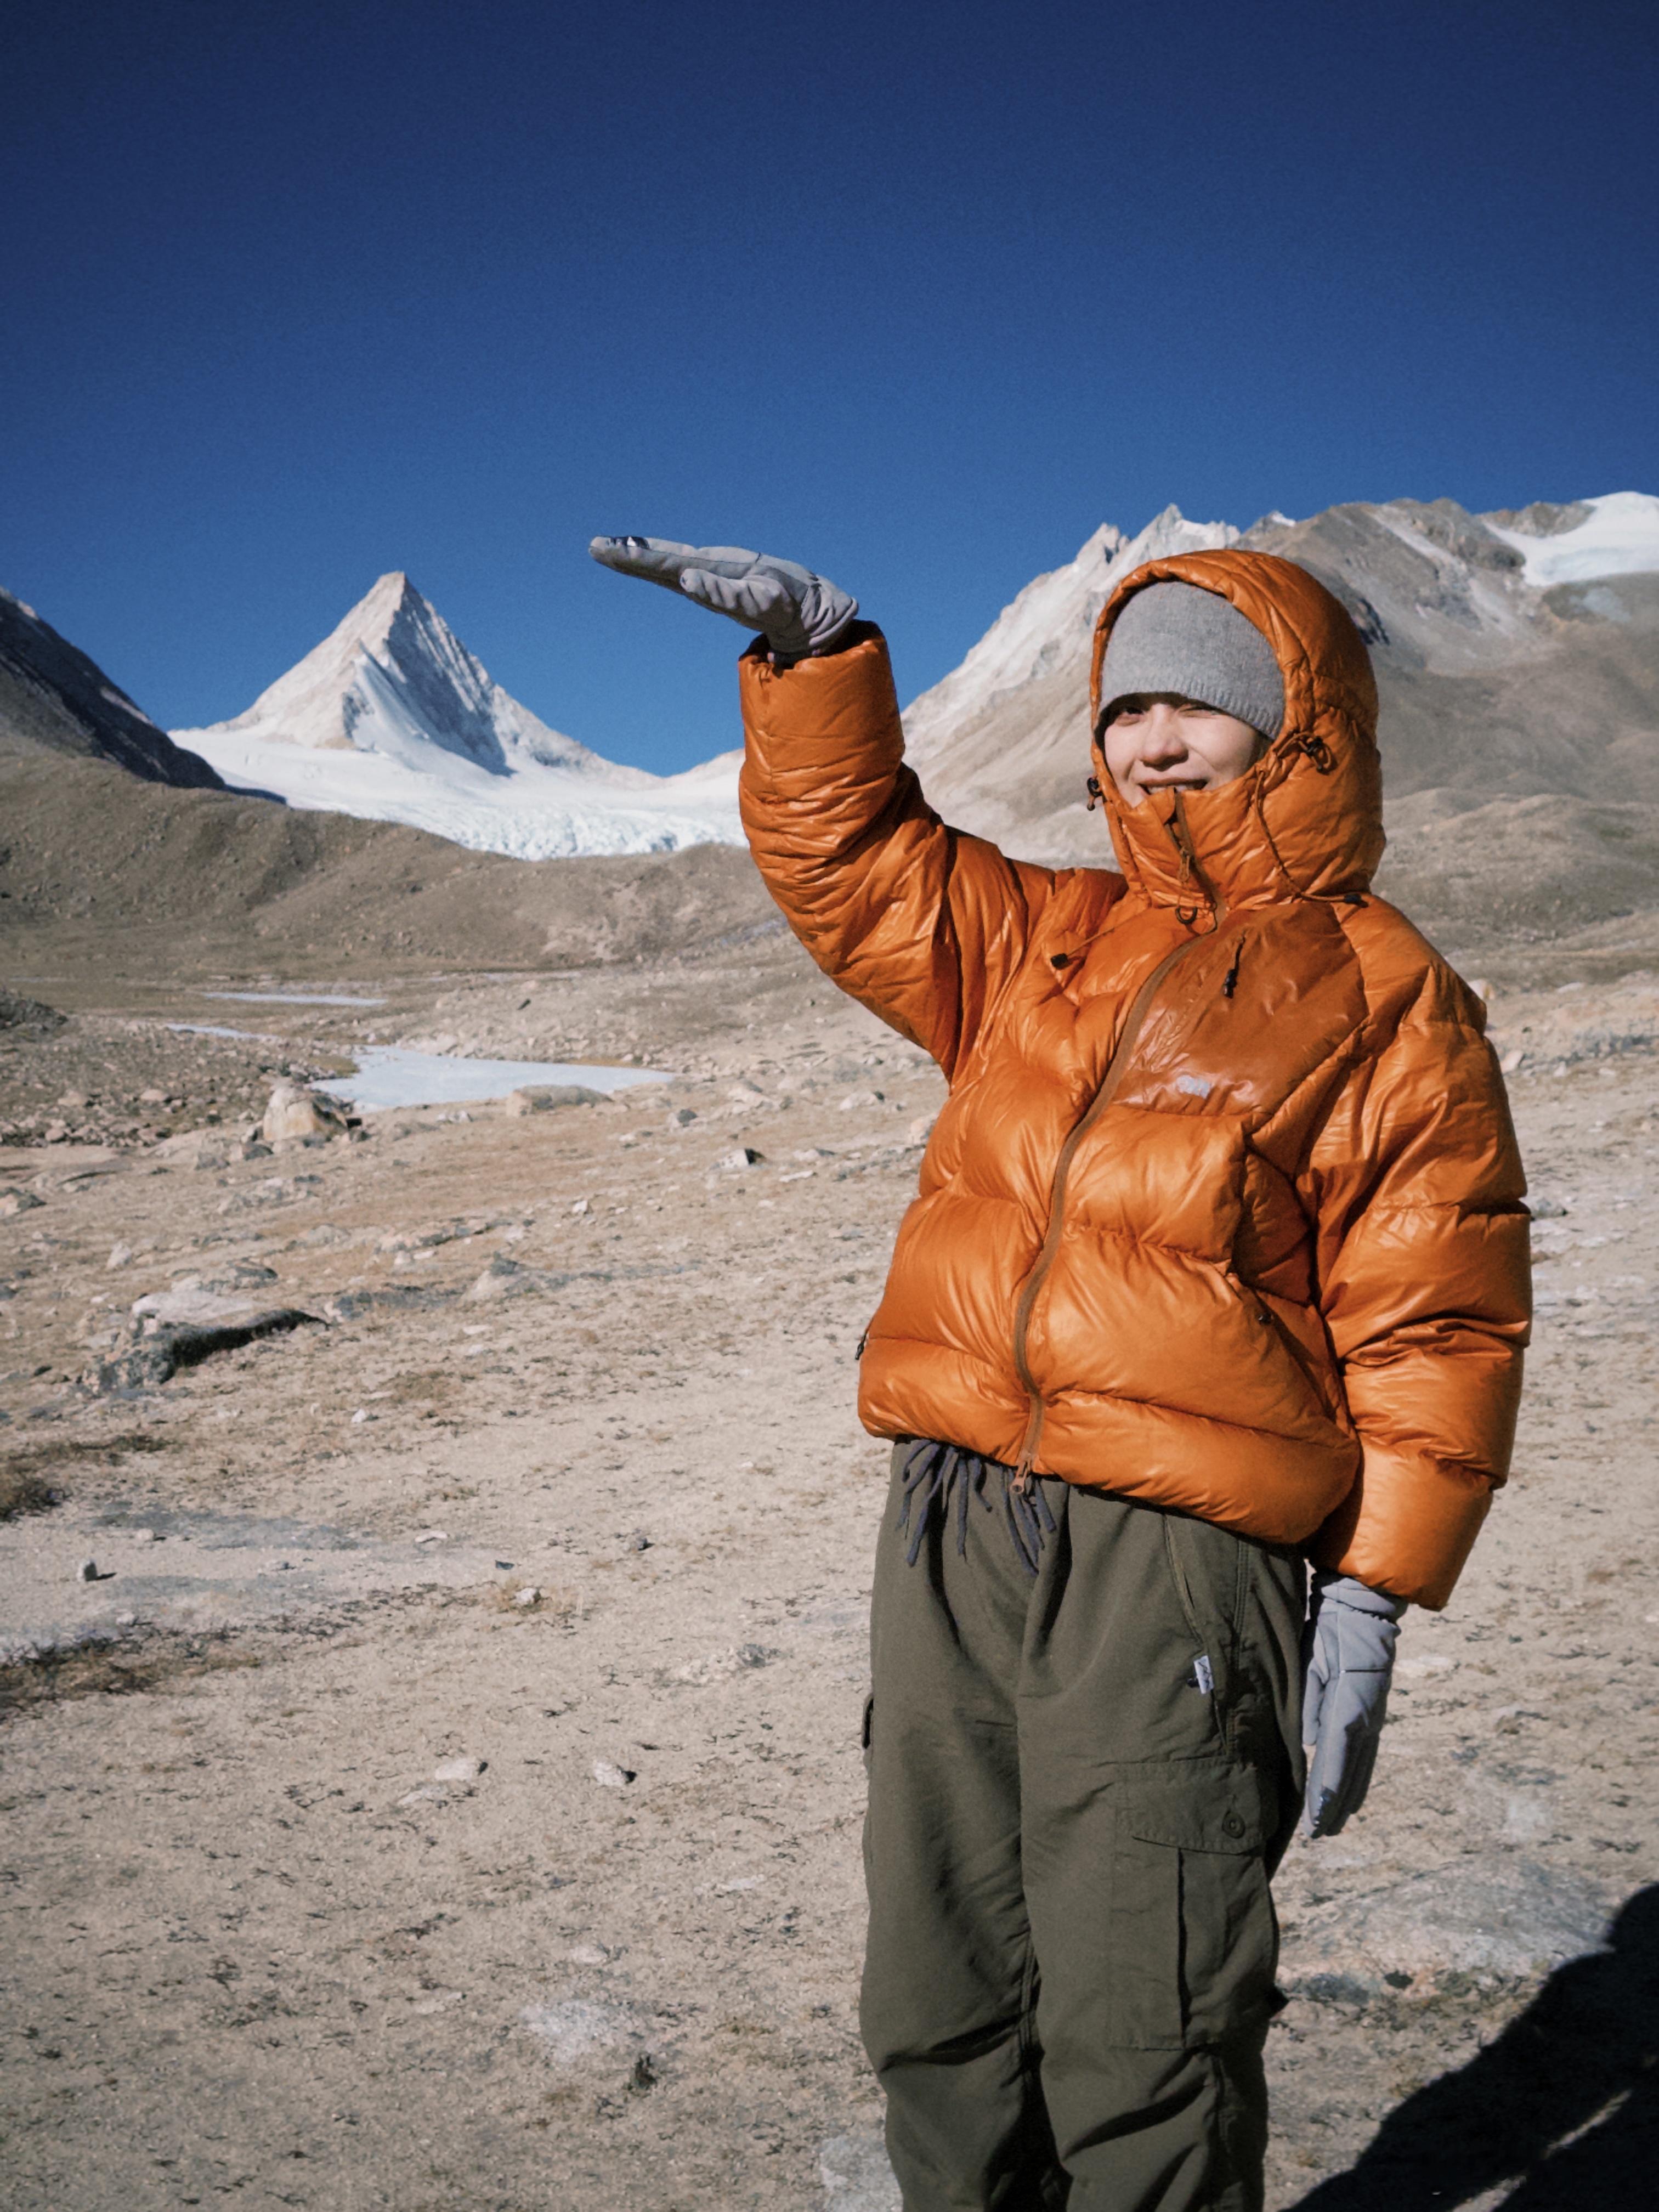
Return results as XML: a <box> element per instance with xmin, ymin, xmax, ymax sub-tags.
<box><xmin>1308</xmin><ymin>1445</ymin><xmax>1496</xmax><ymax>1610</ymax></box>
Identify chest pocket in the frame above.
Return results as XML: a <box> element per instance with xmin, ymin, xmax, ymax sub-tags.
<box><xmin>1069</xmin><ymin>1104</ymin><xmax>1247</xmax><ymax>1265</ymax></box>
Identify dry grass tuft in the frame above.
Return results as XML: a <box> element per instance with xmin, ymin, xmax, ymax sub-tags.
<box><xmin>0</xmin><ymin>1632</ymin><xmax>262</xmax><ymax>1723</ymax></box>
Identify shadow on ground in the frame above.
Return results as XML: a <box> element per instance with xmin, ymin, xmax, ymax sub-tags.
<box><xmin>1289</xmin><ymin>1885</ymin><xmax>1659</xmax><ymax>2210</ymax></box>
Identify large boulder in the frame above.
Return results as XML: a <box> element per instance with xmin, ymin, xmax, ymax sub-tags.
<box><xmin>261</xmin><ymin>1081</ymin><xmax>349</xmax><ymax>1144</ymax></box>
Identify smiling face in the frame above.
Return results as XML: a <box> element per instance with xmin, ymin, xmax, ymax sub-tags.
<box><xmin>1101</xmin><ymin>694</ymin><xmax>1267</xmax><ymax>807</ymax></box>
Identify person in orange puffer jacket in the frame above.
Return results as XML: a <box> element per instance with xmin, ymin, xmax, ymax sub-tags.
<box><xmin>592</xmin><ymin>533</ymin><xmax>1530</xmax><ymax>2212</ymax></box>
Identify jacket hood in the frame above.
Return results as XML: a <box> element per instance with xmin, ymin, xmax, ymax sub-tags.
<box><xmin>1088</xmin><ymin>550</ymin><xmax>1383</xmax><ymax>913</ymax></box>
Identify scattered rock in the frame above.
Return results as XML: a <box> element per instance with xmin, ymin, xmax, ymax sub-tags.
<box><xmin>397</xmin><ymin>1783</ymin><xmax>449</xmax><ymax>1808</ymax></box>
<box><xmin>714</xmin><ymin>1146</ymin><xmax>765</xmax><ymax>1171</ymax></box>
<box><xmin>839</xmin><ymin>1090</ymin><xmax>885</xmax><ymax>1110</ymax></box>
<box><xmin>131</xmin><ymin>1284</ymin><xmax>268</xmax><ymax>1328</ymax></box>
<box><xmin>819</xmin><ymin>2132</ymin><xmax>901</xmax><ymax>2210</ymax></box>
<box><xmin>513</xmin><ymin>1586</ymin><xmax>541</xmax><ymax>1608</ymax></box>
<box><xmin>1526</xmin><ymin>1192</ymin><xmax>1570</xmax><ymax>1217</ymax></box>
<box><xmin>153</xmin><ymin>1128</ymin><xmax>236</xmax><ymax>1171</ymax></box>
<box><xmin>905</xmin><ymin>1112</ymin><xmax>938</xmax><ymax>1145</ymax></box>
<box><xmin>627</xmin><ymin>1531</ymin><xmax>652</xmax><ymax>1553</ymax></box>
<box><xmin>592</xmin><ymin>1760</ymin><xmax>636</xmax><ymax>1789</ymax></box>
<box><xmin>75</xmin><ymin>1558</ymin><xmax>100</xmax><ymax>1583</ymax></box>
<box><xmin>85</xmin><ymin>1308</ymin><xmax>323</xmax><ymax>1393</ymax></box>
<box><xmin>667</xmin><ymin>1107</ymin><xmax>698</xmax><ymax>1129</ymax></box>
<box><xmin>261</xmin><ymin>1081</ymin><xmax>348</xmax><ymax>1144</ymax></box>
<box><xmin>412</xmin><ymin>1529</ymin><xmax>450</xmax><ymax>1546</ymax></box>
<box><xmin>519</xmin><ymin>1998</ymin><xmax>638</xmax><ymax>2066</ymax></box>
<box><xmin>105</xmin><ymin>1243</ymin><xmax>134</xmax><ymax>1270</ymax></box>
<box><xmin>465</xmin><ymin>1255</ymin><xmax>528</xmax><ymax>1303</ymax></box>
<box><xmin>1284</xmin><ymin>1856</ymin><xmax>1610</xmax><ymax>1998</ymax></box>
<box><xmin>570</xmin><ymin>1197</ymin><xmax>591</xmax><ymax>1217</ymax></box>
<box><xmin>672</xmin><ymin>1643</ymin><xmax>779</xmax><ymax>1684</ymax></box>
<box><xmin>115</xmin><ymin>1611</ymin><xmax>136</xmax><ymax>1627</ymax></box>
<box><xmin>0</xmin><ymin>989</ymin><xmax>67</xmax><ymax>1034</ymax></box>
<box><xmin>0</xmin><ymin>1187</ymin><xmax>44</xmax><ymax>1218</ymax></box>
<box><xmin>432</xmin><ymin>1756</ymin><xmax>484</xmax><ymax>1784</ymax></box>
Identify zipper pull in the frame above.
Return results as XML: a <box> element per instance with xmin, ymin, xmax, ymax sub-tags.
<box><xmin>1221</xmin><ymin>943</ymin><xmax>1242</xmax><ymax>999</ymax></box>
<box><xmin>854</xmin><ymin>1329</ymin><xmax>868</xmax><ymax>1362</ymax></box>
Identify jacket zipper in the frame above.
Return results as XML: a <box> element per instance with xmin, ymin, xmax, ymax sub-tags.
<box><xmin>1009</xmin><ymin>794</ymin><xmax>1227</xmax><ymax>1490</ymax></box>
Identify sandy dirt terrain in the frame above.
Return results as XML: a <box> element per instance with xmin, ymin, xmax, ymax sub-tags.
<box><xmin>2</xmin><ymin>927</ymin><xmax>1656</xmax><ymax>2210</ymax></box>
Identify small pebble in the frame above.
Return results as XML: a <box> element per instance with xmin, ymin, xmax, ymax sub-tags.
<box><xmin>133</xmin><ymin>1528</ymin><xmax>157</xmax><ymax>1544</ymax></box>
<box><xmin>514</xmin><ymin>1586</ymin><xmax>541</xmax><ymax>1609</ymax></box>
<box><xmin>432</xmin><ymin>1756</ymin><xmax>484</xmax><ymax>1784</ymax></box>
<box><xmin>75</xmin><ymin>1558</ymin><xmax>99</xmax><ymax>1584</ymax></box>
<box><xmin>592</xmin><ymin>1760</ymin><xmax>636</xmax><ymax>1789</ymax></box>
<box><xmin>627</xmin><ymin>1532</ymin><xmax>652</xmax><ymax>1553</ymax></box>
<box><xmin>115</xmin><ymin>1611</ymin><xmax>136</xmax><ymax>1628</ymax></box>
<box><xmin>412</xmin><ymin>1529</ymin><xmax>449</xmax><ymax>1545</ymax></box>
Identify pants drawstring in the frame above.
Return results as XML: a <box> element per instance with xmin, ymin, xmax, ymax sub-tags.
<box><xmin>896</xmin><ymin>1439</ymin><xmax>1058</xmax><ymax>1577</ymax></box>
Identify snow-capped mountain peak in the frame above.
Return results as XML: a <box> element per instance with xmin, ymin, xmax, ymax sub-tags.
<box><xmin>180</xmin><ymin>570</ymin><xmax>638</xmax><ymax>783</ymax></box>
<box><xmin>169</xmin><ymin>576</ymin><xmax>741</xmax><ymax>859</ymax></box>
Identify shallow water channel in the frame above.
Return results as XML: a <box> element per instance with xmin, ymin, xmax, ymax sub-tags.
<box><xmin>315</xmin><ymin>1046</ymin><xmax>675</xmax><ymax>1112</ymax></box>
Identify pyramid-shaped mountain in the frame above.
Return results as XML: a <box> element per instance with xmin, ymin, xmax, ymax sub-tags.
<box><xmin>178</xmin><ymin>571</ymin><xmax>649</xmax><ymax>782</ymax></box>
<box><xmin>171</xmin><ymin>575</ymin><xmax>740</xmax><ymax>860</ymax></box>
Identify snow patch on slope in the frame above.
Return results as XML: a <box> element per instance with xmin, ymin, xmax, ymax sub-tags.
<box><xmin>1484</xmin><ymin>493</ymin><xmax>1659</xmax><ymax>587</ymax></box>
<box><xmin>180</xmin><ymin>726</ymin><xmax>740</xmax><ymax>861</ymax></box>
<box><xmin>903</xmin><ymin>506</ymin><xmax>1238</xmax><ymax>759</ymax></box>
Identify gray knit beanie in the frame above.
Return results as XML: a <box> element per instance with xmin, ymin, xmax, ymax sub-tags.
<box><xmin>1097</xmin><ymin>580</ymin><xmax>1284</xmax><ymax>739</ymax></box>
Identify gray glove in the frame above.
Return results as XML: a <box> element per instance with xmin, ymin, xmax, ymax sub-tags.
<box><xmin>588</xmin><ymin>536</ymin><xmax>858</xmax><ymax>661</ymax></box>
<box><xmin>1301</xmin><ymin>1570</ymin><xmax>1407</xmax><ymax>1837</ymax></box>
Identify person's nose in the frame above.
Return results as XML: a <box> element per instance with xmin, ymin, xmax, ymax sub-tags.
<box><xmin>1139</xmin><ymin>706</ymin><xmax>1189</xmax><ymax>763</ymax></box>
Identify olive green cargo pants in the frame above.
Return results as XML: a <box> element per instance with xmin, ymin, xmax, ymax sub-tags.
<box><xmin>860</xmin><ymin>1447</ymin><xmax>1306</xmax><ymax>2212</ymax></box>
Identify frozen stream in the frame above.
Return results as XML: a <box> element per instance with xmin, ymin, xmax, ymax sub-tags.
<box><xmin>316</xmin><ymin>1046</ymin><xmax>675</xmax><ymax>1112</ymax></box>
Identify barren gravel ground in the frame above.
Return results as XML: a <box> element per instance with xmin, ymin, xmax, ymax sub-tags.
<box><xmin>2</xmin><ymin>938</ymin><xmax>1656</xmax><ymax>2210</ymax></box>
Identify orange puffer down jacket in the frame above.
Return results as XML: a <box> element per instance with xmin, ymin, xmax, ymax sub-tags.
<box><xmin>738</xmin><ymin>550</ymin><xmax>1530</xmax><ymax>1607</ymax></box>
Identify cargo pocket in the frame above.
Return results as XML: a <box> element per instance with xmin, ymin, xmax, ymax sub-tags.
<box><xmin>1107</xmin><ymin>1763</ymin><xmax>1279</xmax><ymax>2051</ymax></box>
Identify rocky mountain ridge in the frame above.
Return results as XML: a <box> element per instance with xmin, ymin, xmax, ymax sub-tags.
<box><xmin>0</xmin><ymin>586</ymin><xmax>224</xmax><ymax>789</ymax></box>
<box><xmin>902</xmin><ymin>493</ymin><xmax>1659</xmax><ymax>942</ymax></box>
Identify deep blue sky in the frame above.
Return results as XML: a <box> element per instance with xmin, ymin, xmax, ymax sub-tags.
<box><xmin>5</xmin><ymin>0</ymin><xmax>1656</xmax><ymax>770</ymax></box>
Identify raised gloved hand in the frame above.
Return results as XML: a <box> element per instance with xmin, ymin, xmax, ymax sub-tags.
<box><xmin>1301</xmin><ymin>1570</ymin><xmax>1407</xmax><ymax>1838</ymax></box>
<box><xmin>588</xmin><ymin>536</ymin><xmax>858</xmax><ymax>661</ymax></box>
